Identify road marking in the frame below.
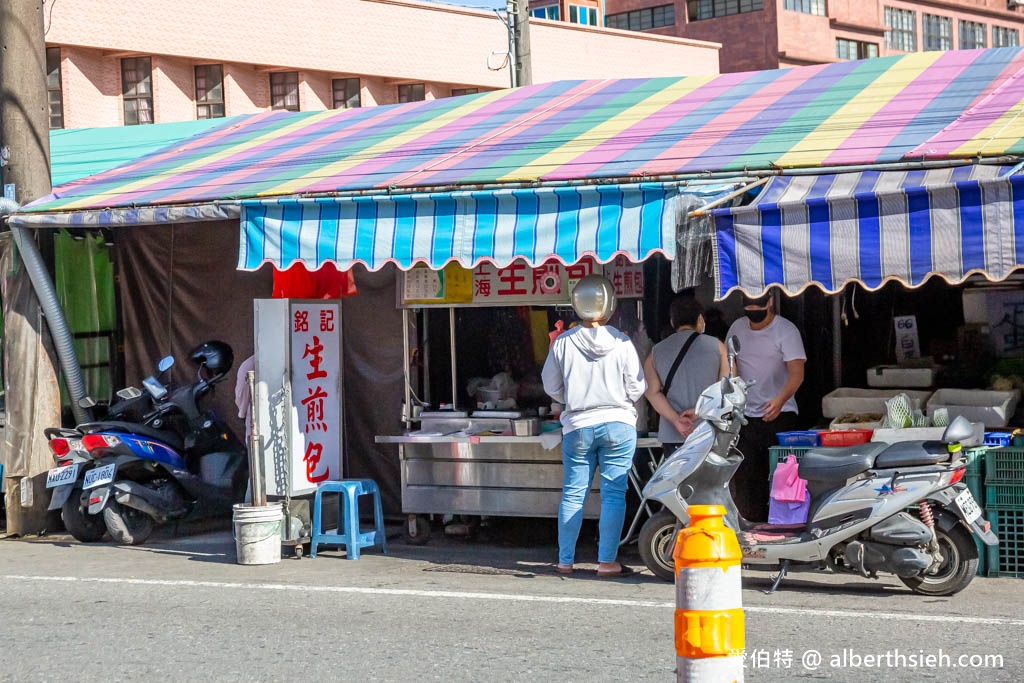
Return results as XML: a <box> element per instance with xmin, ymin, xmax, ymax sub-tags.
<box><xmin>3</xmin><ymin>574</ymin><xmax>1023</xmax><ymax>627</ymax></box>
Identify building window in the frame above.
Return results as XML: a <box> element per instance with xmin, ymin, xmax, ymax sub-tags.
<box><xmin>960</xmin><ymin>20</ymin><xmax>986</xmax><ymax>49</ymax></box>
<box><xmin>121</xmin><ymin>56</ymin><xmax>153</xmax><ymax>125</ymax></box>
<box><xmin>836</xmin><ymin>38</ymin><xmax>879</xmax><ymax>60</ymax></box>
<box><xmin>607</xmin><ymin>4</ymin><xmax>675</xmax><ymax>31</ymax></box>
<box><xmin>531</xmin><ymin>5</ymin><xmax>559</xmax><ymax>19</ymax></box>
<box><xmin>568</xmin><ymin>5</ymin><xmax>599</xmax><ymax>26</ymax></box>
<box><xmin>194</xmin><ymin>64</ymin><xmax>225</xmax><ymax>119</ymax></box>
<box><xmin>784</xmin><ymin>0</ymin><xmax>825</xmax><ymax>15</ymax></box>
<box><xmin>46</xmin><ymin>47</ymin><xmax>64</xmax><ymax>130</ymax></box>
<box><xmin>923</xmin><ymin>14</ymin><xmax>953</xmax><ymax>51</ymax></box>
<box><xmin>884</xmin><ymin>7</ymin><xmax>917</xmax><ymax>52</ymax></box>
<box><xmin>994</xmin><ymin>26</ymin><xmax>1020</xmax><ymax>47</ymax></box>
<box><xmin>398</xmin><ymin>83</ymin><xmax>425</xmax><ymax>103</ymax></box>
<box><xmin>451</xmin><ymin>88</ymin><xmax>479</xmax><ymax>97</ymax></box>
<box><xmin>332</xmin><ymin>78</ymin><xmax>361</xmax><ymax>109</ymax></box>
<box><xmin>270</xmin><ymin>71</ymin><xmax>299</xmax><ymax>111</ymax></box>
<box><xmin>687</xmin><ymin>0</ymin><xmax>763</xmax><ymax>22</ymax></box>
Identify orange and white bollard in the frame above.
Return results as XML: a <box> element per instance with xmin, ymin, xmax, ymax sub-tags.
<box><xmin>673</xmin><ymin>504</ymin><xmax>744</xmax><ymax>682</ymax></box>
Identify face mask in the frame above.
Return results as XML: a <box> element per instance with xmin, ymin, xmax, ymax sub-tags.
<box><xmin>745</xmin><ymin>308</ymin><xmax>769</xmax><ymax>324</ymax></box>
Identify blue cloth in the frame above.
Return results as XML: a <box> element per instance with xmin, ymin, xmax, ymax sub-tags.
<box><xmin>557</xmin><ymin>422</ymin><xmax>637</xmax><ymax>565</ymax></box>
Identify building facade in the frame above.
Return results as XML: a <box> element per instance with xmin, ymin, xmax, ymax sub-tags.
<box><xmin>602</xmin><ymin>0</ymin><xmax>1024</xmax><ymax>73</ymax></box>
<box><xmin>42</xmin><ymin>0</ymin><xmax>719</xmax><ymax>130</ymax></box>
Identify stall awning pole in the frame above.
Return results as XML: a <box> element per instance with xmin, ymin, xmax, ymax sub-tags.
<box><xmin>450</xmin><ymin>308</ymin><xmax>458</xmax><ymax>411</ymax></box>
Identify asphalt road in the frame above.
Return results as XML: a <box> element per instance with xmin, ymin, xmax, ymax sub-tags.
<box><xmin>0</xmin><ymin>521</ymin><xmax>1021</xmax><ymax>682</ymax></box>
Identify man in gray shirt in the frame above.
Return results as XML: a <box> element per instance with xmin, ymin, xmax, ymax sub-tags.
<box><xmin>644</xmin><ymin>297</ymin><xmax>729</xmax><ymax>455</ymax></box>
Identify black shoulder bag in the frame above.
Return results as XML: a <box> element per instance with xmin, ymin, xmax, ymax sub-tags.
<box><xmin>661</xmin><ymin>332</ymin><xmax>701</xmax><ymax>398</ymax></box>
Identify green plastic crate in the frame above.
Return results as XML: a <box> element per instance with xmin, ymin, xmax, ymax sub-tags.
<box><xmin>768</xmin><ymin>446</ymin><xmax>809</xmax><ymax>479</ymax></box>
<box><xmin>986</xmin><ymin>507</ymin><xmax>1024</xmax><ymax>578</ymax></box>
<box><xmin>985</xmin><ymin>482</ymin><xmax>1024</xmax><ymax>508</ymax></box>
<box><xmin>985</xmin><ymin>447</ymin><xmax>1024</xmax><ymax>484</ymax></box>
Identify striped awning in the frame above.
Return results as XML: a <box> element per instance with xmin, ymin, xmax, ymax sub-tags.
<box><xmin>13</xmin><ymin>48</ymin><xmax>1024</xmax><ymax>227</ymax></box>
<box><xmin>238</xmin><ymin>183</ymin><xmax>705</xmax><ymax>271</ymax></box>
<box><xmin>712</xmin><ymin>164</ymin><xmax>1024</xmax><ymax>297</ymax></box>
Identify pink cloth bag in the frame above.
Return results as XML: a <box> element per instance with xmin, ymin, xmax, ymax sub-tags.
<box><xmin>768</xmin><ymin>454</ymin><xmax>810</xmax><ymax>525</ymax></box>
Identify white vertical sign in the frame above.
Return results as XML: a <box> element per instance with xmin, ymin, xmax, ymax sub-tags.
<box><xmin>893</xmin><ymin>315</ymin><xmax>921</xmax><ymax>363</ymax></box>
<box><xmin>289</xmin><ymin>301</ymin><xmax>342</xmax><ymax>494</ymax></box>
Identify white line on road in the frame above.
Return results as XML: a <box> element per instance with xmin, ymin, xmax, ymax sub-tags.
<box><xmin>3</xmin><ymin>574</ymin><xmax>1022</xmax><ymax>627</ymax></box>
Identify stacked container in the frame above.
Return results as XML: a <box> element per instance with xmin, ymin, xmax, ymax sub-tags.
<box><xmin>984</xmin><ymin>445</ymin><xmax>1024</xmax><ymax>577</ymax></box>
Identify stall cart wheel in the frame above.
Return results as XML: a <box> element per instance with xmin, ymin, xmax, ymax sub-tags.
<box><xmin>294</xmin><ymin>544</ymin><xmax>304</xmax><ymax>560</ymax></box>
<box><xmin>405</xmin><ymin>515</ymin><xmax>431</xmax><ymax>545</ymax></box>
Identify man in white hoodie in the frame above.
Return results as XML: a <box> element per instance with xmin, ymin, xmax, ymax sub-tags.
<box><xmin>542</xmin><ymin>275</ymin><xmax>646</xmax><ymax>578</ymax></box>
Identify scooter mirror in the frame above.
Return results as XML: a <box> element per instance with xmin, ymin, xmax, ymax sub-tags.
<box><xmin>78</xmin><ymin>396</ymin><xmax>97</xmax><ymax>409</ymax></box>
<box><xmin>157</xmin><ymin>356</ymin><xmax>175</xmax><ymax>373</ymax></box>
<box><xmin>719</xmin><ymin>377</ymin><xmax>731</xmax><ymax>407</ymax></box>
<box><xmin>727</xmin><ymin>335</ymin><xmax>740</xmax><ymax>355</ymax></box>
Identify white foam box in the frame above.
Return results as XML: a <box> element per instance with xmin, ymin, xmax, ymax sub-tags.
<box><xmin>926</xmin><ymin>389</ymin><xmax>1021</xmax><ymax>428</ymax></box>
<box><xmin>829</xmin><ymin>417</ymin><xmax>881</xmax><ymax>431</ymax></box>
<box><xmin>821</xmin><ymin>388</ymin><xmax>933</xmax><ymax>419</ymax></box>
<box><xmin>866</xmin><ymin>365</ymin><xmax>940</xmax><ymax>388</ymax></box>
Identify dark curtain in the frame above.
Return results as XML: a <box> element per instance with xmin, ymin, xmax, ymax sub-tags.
<box><xmin>115</xmin><ymin>224</ymin><xmax>403</xmax><ymax>513</ymax></box>
<box><xmin>115</xmin><ymin>221</ymin><xmax>271</xmax><ymax>441</ymax></box>
<box><xmin>339</xmin><ymin>266</ymin><xmax>403</xmax><ymax>512</ymax></box>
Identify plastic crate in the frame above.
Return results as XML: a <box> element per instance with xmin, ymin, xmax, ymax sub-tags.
<box><xmin>984</xmin><ymin>432</ymin><xmax>1013</xmax><ymax>448</ymax></box>
<box><xmin>777</xmin><ymin>431</ymin><xmax>820</xmax><ymax>448</ymax></box>
<box><xmin>986</xmin><ymin>507</ymin><xmax>1024</xmax><ymax>578</ymax></box>
<box><xmin>985</xmin><ymin>447</ymin><xmax>1024</xmax><ymax>483</ymax></box>
<box><xmin>818</xmin><ymin>429</ymin><xmax>873</xmax><ymax>447</ymax></box>
<box><xmin>985</xmin><ymin>482</ymin><xmax>1024</xmax><ymax>508</ymax></box>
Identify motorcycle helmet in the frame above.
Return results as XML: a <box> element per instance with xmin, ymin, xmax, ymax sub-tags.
<box><xmin>190</xmin><ymin>340</ymin><xmax>234</xmax><ymax>376</ymax></box>
<box><xmin>571</xmin><ymin>274</ymin><xmax>617</xmax><ymax>322</ymax></box>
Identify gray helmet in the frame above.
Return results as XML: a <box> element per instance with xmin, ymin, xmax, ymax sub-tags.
<box><xmin>571</xmin><ymin>274</ymin><xmax>617</xmax><ymax>322</ymax></box>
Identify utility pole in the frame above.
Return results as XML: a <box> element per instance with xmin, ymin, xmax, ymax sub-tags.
<box><xmin>512</xmin><ymin>1</ymin><xmax>532</xmax><ymax>87</ymax></box>
<box><xmin>0</xmin><ymin>0</ymin><xmax>62</xmax><ymax>535</ymax></box>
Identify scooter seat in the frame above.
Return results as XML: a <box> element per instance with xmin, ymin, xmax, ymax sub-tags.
<box><xmin>874</xmin><ymin>441</ymin><xmax>949</xmax><ymax>468</ymax></box>
<box><xmin>798</xmin><ymin>443</ymin><xmax>889</xmax><ymax>483</ymax></box>
<box><xmin>79</xmin><ymin>420</ymin><xmax>184</xmax><ymax>451</ymax></box>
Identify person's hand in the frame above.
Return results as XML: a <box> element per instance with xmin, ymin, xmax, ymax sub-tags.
<box><xmin>673</xmin><ymin>409</ymin><xmax>696</xmax><ymax>437</ymax></box>
<box><xmin>762</xmin><ymin>397</ymin><xmax>785</xmax><ymax>422</ymax></box>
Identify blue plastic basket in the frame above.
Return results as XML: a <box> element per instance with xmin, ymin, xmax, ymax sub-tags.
<box><xmin>984</xmin><ymin>432</ymin><xmax>1013</xmax><ymax>448</ymax></box>
<box><xmin>777</xmin><ymin>431</ymin><xmax>821</xmax><ymax>448</ymax></box>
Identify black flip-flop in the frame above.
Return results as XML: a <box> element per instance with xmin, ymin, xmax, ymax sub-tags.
<box><xmin>596</xmin><ymin>565</ymin><xmax>637</xmax><ymax>579</ymax></box>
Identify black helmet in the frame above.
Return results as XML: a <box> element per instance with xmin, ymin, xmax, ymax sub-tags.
<box><xmin>190</xmin><ymin>340</ymin><xmax>234</xmax><ymax>376</ymax></box>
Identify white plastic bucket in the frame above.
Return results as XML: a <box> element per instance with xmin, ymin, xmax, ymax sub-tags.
<box><xmin>232</xmin><ymin>502</ymin><xmax>283</xmax><ymax>565</ymax></box>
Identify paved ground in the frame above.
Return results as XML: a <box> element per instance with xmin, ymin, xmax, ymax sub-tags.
<box><xmin>0</xmin><ymin>518</ymin><xmax>1021</xmax><ymax>682</ymax></box>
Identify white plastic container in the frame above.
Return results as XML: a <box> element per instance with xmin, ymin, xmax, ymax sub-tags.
<box><xmin>866</xmin><ymin>365</ymin><xmax>940</xmax><ymax>388</ymax></box>
<box><xmin>871</xmin><ymin>421</ymin><xmax>984</xmax><ymax>446</ymax></box>
<box><xmin>821</xmin><ymin>388</ymin><xmax>933</xmax><ymax>419</ymax></box>
<box><xmin>926</xmin><ymin>389</ymin><xmax>1020</xmax><ymax>428</ymax></box>
<box><xmin>233</xmin><ymin>502</ymin><xmax>283</xmax><ymax>565</ymax></box>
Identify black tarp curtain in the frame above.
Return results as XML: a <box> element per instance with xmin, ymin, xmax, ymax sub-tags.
<box><xmin>114</xmin><ymin>221</ymin><xmax>404</xmax><ymax>512</ymax></box>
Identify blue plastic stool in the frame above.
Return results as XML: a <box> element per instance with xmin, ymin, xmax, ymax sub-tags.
<box><xmin>310</xmin><ymin>479</ymin><xmax>387</xmax><ymax>559</ymax></box>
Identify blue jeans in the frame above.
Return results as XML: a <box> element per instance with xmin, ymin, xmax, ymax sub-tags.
<box><xmin>558</xmin><ymin>422</ymin><xmax>637</xmax><ymax>565</ymax></box>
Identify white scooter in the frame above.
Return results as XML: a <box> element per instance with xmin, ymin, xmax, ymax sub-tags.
<box><xmin>639</xmin><ymin>337</ymin><xmax>998</xmax><ymax>596</ymax></box>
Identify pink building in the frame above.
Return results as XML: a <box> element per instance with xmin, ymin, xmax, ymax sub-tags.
<box><xmin>602</xmin><ymin>0</ymin><xmax>1024</xmax><ymax>73</ymax></box>
<box><xmin>42</xmin><ymin>0</ymin><xmax>720</xmax><ymax>130</ymax></box>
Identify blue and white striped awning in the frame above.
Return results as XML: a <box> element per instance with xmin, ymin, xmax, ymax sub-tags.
<box><xmin>712</xmin><ymin>165</ymin><xmax>1024</xmax><ymax>298</ymax></box>
<box><xmin>238</xmin><ymin>183</ymin><xmax>721</xmax><ymax>272</ymax></box>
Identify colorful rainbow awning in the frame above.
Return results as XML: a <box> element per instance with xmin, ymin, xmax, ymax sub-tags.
<box><xmin>14</xmin><ymin>47</ymin><xmax>1024</xmax><ymax>225</ymax></box>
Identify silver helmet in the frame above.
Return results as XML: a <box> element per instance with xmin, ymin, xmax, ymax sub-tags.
<box><xmin>571</xmin><ymin>274</ymin><xmax>617</xmax><ymax>322</ymax></box>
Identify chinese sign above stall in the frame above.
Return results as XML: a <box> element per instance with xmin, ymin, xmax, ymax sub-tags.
<box><xmin>289</xmin><ymin>302</ymin><xmax>342</xmax><ymax>493</ymax></box>
<box><xmin>401</xmin><ymin>256</ymin><xmax>643</xmax><ymax>307</ymax></box>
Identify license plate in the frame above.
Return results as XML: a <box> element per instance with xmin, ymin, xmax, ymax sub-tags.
<box><xmin>45</xmin><ymin>463</ymin><xmax>80</xmax><ymax>489</ymax></box>
<box><xmin>955</xmin><ymin>488</ymin><xmax>982</xmax><ymax>523</ymax></box>
<box><xmin>83</xmin><ymin>464</ymin><xmax>115</xmax><ymax>490</ymax></box>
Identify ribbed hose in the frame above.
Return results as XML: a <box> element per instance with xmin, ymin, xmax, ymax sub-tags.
<box><xmin>0</xmin><ymin>198</ymin><xmax>91</xmax><ymax>425</ymax></box>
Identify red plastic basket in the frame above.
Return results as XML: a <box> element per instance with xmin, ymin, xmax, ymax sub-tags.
<box><xmin>818</xmin><ymin>429</ymin><xmax>873</xmax><ymax>447</ymax></box>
